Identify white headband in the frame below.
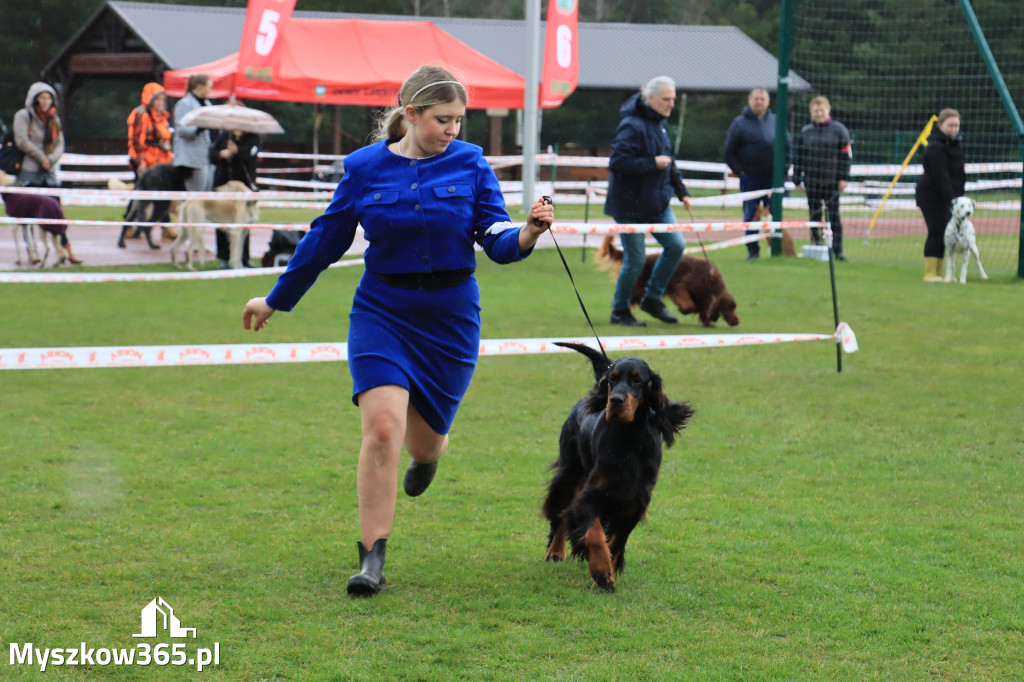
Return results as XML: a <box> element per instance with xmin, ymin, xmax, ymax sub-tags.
<box><xmin>407</xmin><ymin>80</ymin><xmax>462</xmax><ymax>104</ymax></box>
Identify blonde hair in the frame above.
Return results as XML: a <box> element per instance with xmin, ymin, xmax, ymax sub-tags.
<box><xmin>937</xmin><ymin>108</ymin><xmax>960</xmax><ymax>125</ymax></box>
<box><xmin>809</xmin><ymin>96</ymin><xmax>830</xmax><ymax>110</ymax></box>
<box><xmin>373</xmin><ymin>66</ymin><xmax>468</xmax><ymax>142</ymax></box>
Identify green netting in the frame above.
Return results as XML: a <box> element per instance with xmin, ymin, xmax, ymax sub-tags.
<box><xmin>788</xmin><ymin>0</ymin><xmax>1023</xmax><ymax>273</ymax></box>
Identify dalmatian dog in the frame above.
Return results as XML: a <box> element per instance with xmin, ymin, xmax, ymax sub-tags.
<box><xmin>943</xmin><ymin>196</ymin><xmax>987</xmax><ymax>284</ymax></box>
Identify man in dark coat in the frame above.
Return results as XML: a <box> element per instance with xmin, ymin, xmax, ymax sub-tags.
<box><xmin>794</xmin><ymin>96</ymin><xmax>852</xmax><ymax>260</ymax></box>
<box><xmin>604</xmin><ymin>76</ymin><xmax>692</xmax><ymax>327</ymax></box>
<box><xmin>724</xmin><ymin>88</ymin><xmax>791</xmax><ymax>259</ymax></box>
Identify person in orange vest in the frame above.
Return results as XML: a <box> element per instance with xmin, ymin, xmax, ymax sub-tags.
<box><xmin>125</xmin><ymin>82</ymin><xmax>176</xmax><ymax>241</ymax></box>
<box><xmin>127</xmin><ymin>82</ymin><xmax>173</xmax><ymax>176</ymax></box>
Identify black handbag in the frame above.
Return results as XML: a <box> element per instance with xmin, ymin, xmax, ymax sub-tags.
<box><xmin>0</xmin><ymin>120</ymin><xmax>25</xmax><ymax>176</ymax></box>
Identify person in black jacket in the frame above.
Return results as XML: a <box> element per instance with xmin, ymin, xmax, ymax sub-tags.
<box><xmin>724</xmin><ymin>88</ymin><xmax>791</xmax><ymax>259</ymax></box>
<box><xmin>794</xmin><ymin>96</ymin><xmax>852</xmax><ymax>260</ymax></box>
<box><xmin>210</xmin><ymin>127</ymin><xmax>262</xmax><ymax>267</ymax></box>
<box><xmin>916</xmin><ymin>109</ymin><xmax>965</xmax><ymax>282</ymax></box>
<box><xmin>603</xmin><ymin>76</ymin><xmax>692</xmax><ymax>327</ymax></box>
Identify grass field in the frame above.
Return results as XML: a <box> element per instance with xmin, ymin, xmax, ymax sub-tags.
<box><xmin>2</xmin><ymin>230</ymin><xmax>1023</xmax><ymax>679</ymax></box>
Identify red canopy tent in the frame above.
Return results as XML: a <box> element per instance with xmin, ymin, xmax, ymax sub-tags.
<box><xmin>164</xmin><ymin>18</ymin><xmax>525</xmax><ymax>109</ymax></box>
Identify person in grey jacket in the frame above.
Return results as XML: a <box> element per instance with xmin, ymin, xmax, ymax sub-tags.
<box><xmin>794</xmin><ymin>96</ymin><xmax>852</xmax><ymax>260</ymax></box>
<box><xmin>13</xmin><ymin>82</ymin><xmax>65</xmax><ymax>187</ymax></box>
<box><xmin>723</xmin><ymin>88</ymin><xmax>791</xmax><ymax>259</ymax></box>
<box><xmin>172</xmin><ymin>74</ymin><xmax>213</xmax><ymax>193</ymax></box>
<box><xmin>604</xmin><ymin>76</ymin><xmax>692</xmax><ymax>327</ymax></box>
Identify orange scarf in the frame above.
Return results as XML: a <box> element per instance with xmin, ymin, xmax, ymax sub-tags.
<box><xmin>34</xmin><ymin>104</ymin><xmax>61</xmax><ymax>154</ymax></box>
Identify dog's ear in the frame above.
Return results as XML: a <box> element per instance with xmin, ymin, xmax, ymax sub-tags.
<box><xmin>582</xmin><ymin>372</ymin><xmax>610</xmax><ymax>414</ymax></box>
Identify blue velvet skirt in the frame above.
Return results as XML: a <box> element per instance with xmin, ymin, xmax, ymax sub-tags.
<box><xmin>347</xmin><ymin>271</ymin><xmax>481</xmax><ymax>434</ymax></box>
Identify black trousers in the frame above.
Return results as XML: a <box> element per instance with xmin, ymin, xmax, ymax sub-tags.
<box><xmin>216</xmin><ymin>228</ymin><xmax>251</xmax><ymax>264</ymax></box>
<box><xmin>918</xmin><ymin>201</ymin><xmax>949</xmax><ymax>259</ymax></box>
<box><xmin>806</xmin><ymin>183</ymin><xmax>842</xmax><ymax>253</ymax></box>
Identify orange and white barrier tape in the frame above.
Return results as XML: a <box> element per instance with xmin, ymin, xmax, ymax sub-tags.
<box><xmin>0</xmin><ymin>185</ymin><xmax>330</xmax><ymax>202</ymax></box>
<box><xmin>0</xmin><ymin>325</ymin><xmax>857</xmax><ymax>370</ymax></box>
<box><xmin>0</xmin><ymin>259</ymin><xmax>365</xmax><ymax>284</ymax></box>
<box><xmin>548</xmin><ymin>221</ymin><xmax>827</xmax><ymax>235</ymax></box>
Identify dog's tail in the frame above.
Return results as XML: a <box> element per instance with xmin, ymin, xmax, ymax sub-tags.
<box><xmin>108</xmin><ymin>178</ymin><xmax>133</xmax><ymax>191</ymax></box>
<box><xmin>554</xmin><ymin>341</ymin><xmax>611</xmax><ymax>381</ymax></box>
<box><xmin>594</xmin><ymin>234</ymin><xmax>624</xmax><ymax>279</ymax></box>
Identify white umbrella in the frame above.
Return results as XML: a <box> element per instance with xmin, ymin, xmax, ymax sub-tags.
<box><xmin>178</xmin><ymin>104</ymin><xmax>285</xmax><ymax>134</ymax></box>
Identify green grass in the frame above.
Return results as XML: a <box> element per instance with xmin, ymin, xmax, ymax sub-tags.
<box><xmin>2</xmin><ymin>241</ymin><xmax>1023</xmax><ymax>680</ymax></box>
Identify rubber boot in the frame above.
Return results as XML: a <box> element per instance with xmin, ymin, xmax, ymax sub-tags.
<box><xmin>923</xmin><ymin>257</ymin><xmax>943</xmax><ymax>282</ymax></box>
<box><xmin>347</xmin><ymin>538</ymin><xmax>387</xmax><ymax>596</ymax></box>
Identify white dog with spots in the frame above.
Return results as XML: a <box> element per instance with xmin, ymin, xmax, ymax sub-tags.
<box><xmin>943</xmin><ymin>196</ymin><xmax>987</xmax><ymax>284</ymax></box>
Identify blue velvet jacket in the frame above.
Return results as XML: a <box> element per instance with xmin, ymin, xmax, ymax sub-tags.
<box><xmin>266</xmin><ymin>139</ymin><xmax>529</xmax><ymax>311</ymax></box>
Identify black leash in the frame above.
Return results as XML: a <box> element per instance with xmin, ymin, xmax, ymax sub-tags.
<box><xmin>535</xmin><ymin>196</ymin><xmax>609</xmax><ymax>363</ymax></box>
<box><xmin>685</xmin><ymin>206</ymin><xmax>716</xmax><ymax>276</ymax></box>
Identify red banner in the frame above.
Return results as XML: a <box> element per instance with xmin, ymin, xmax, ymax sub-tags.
<box><xmin>540</xmin><ymin>0</ymin><xmax>579</xmax><ymax>108</ymax></box>
<box><xmin>233</xmin><ymin>0</ymin><xmax>298</xmax><ymax>98</ymax></box>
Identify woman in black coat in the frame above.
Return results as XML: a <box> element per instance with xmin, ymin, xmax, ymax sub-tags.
<box><xmin>915</xmin><ymin>109</ymin><xmax>965</xmax><ymax>282</ymax></box>
<box><xmin>210</xmin><ymin>129</ymin><xmax>262</xmax><ymax>267</ymax></box>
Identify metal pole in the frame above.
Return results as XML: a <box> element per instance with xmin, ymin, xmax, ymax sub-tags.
<box><xmin>771</xmin><ymin>0</ymin><xmax>793</xmax><ymax>258</ymax></box>
<box><xmin>522</xmin><ymin>0</ymin><xmax>542</xmax><ymax>215</ymax></box>
<box><xmin>957</xmin><ymin>0</ymin><xmax>1024</xmax><ymax>278</ymax></box>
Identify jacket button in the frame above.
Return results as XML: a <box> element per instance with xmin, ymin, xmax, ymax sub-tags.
<box><xmin>410</xmin><ymin>183</ymin><xmax>418</xmax><ymax>190</ymax></box>
<box><xmin>414</xmin><ymin>204</ymin><xmax>421</xmax><ymax>212</ymax></box>
<box><xmin>410</xmin><ymin>160</ymin><xmax>417</xmax><ymax>167</ymax></box>
<box><xmin>448</xmin><ymin>186</ymin><xmax>456</xmax><ymax>193</ymax></box>
<box><xmin>373</xmin><ymin>193</ymin><xmax>381</xmax><ymax>200</ymax></box>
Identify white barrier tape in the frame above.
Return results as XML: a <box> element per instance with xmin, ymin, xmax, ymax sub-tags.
<box><xmin>55</xmin><ymin>152</ymin><xmax>1022</xmax><ymax>177</ymax></box>
<box><xmin>57</xmin><ymin>170</ymin><xmax>135</xmax><ymax>182</ymax></box>
<box><xmin>259</xmin><ymin>152</ymin><xmax>347</xmax><ymax>161</ymax></box>
<box><xmin>0</xmin><ymin>185</ymin><xmax>331</xmax><ymax>202</ymax></box>
<box><xmin>0</xmin><ymin>325</ymin><xmax>857</xmax><ymax>370</ymax></box>
<box><xmin>0</xmin><ymin>216</ymin><xmax>311</xmax><ymax>231</ymax></box>
<box><xmin>0</xmin><ymin>258</ymin><xmax>365</xmax><ymax>284</ymax></box>
<box><xmin>59</xmin><ymin>153</ymin><xmax>133</xmax><ymax>166</ymax></box>
<box><xmin>258</xmin><ymin>178</ymin><xmax>338</xmax><ymax>191</ymax></box>
<box><xmin>549</xmin><ymin>221</ymin><xmax>827</xmax><ymax>235</ymax></box>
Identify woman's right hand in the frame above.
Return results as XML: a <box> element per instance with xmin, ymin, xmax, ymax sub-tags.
<box><xmin>243</xmin><ymin>297</ymin><xmax>274</xmax><ymax>332</ymax></box>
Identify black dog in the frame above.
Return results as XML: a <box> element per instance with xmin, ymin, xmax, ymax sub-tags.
<box><xmin>118</xmin><ymin>164</ymin><xmax>186</xmax><ymax>249</ymax></box>
<box><xmin>543</xmin><ymin>342</ymin><xmax>694</xmax><ymax>591</ymax></box>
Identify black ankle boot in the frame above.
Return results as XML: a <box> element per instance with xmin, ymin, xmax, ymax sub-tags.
<box><xmin>347</xmin><ymin>538</ymin><xmax>387</xmax><ymax>596</ymax></box>
<box><xmin>404</xmin><ymin>460</ymin><xmax>438</xmax><ymax>497</ymax></box>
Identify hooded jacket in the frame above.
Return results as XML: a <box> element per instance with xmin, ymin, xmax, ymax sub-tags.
<box><xmin>794</xmin><ymin>118</ymin><xmax>852</xmax><ymax>186</ymax></box>
<box><xmin>127</xmin><ymin>82</ymin><xmax>173</xmax><ymax>168</ymax></box>
<box><xmin>13</xmin><ymin>82</ymin><xmax>64</xmax><ymax>174</ymax></box>
<box><xmin>915</xmin><ymin>128</ymin><xmax>965</xmax><ymax>211</ymax></box>
<box><xmin>723</xmin><ymin>105</ymin><xmax>791</xmax><ymax>177</ymax></box>
<box><xmin>603</xmin><ymin>92</ymin><xmax>688</xmax><ymax>222</ymax></box>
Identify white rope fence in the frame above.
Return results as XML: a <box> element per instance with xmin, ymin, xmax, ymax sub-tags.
<box><xmin>0</xmin><ymin>325</ymin><xmax>858</xmax><ymax>370</ymax></box>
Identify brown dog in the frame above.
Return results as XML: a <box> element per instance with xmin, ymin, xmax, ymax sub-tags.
<box><xmin>752</xmin><ymin>204</ymin><xmax>796</xmax><ymax>257</ymax></box>
<box><xmin>598</xmin><ymin>235</ymin><xmax>740</xmax><ymax>328</ymax></box>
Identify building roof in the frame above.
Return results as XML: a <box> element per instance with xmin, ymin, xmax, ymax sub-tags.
<box><xmin>47</xmin><ymin>1</ymin><xmax>810</xmax><ymax>94</ymax></box>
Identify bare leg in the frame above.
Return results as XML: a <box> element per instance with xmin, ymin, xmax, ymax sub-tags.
<box><xmin>356</xmin><ymin>385</ymin><xmax>409</xmax><ymax>546</ymax></box>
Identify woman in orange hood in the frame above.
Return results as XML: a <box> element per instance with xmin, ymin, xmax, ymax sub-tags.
<box><xmin>127</xmin><ymin>82</ymin><xmax>173</xmax><ymax>175</ymax></box>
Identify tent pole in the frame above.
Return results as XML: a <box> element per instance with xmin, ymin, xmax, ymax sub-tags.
<box><xmin>522</xmin><ymin>0</ymin><xmax>542</xmax><ymax>213</ymax></box>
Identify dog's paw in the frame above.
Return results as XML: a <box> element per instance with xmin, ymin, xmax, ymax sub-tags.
<box><xmin>591</xmin><ymin>572</ymin><xmax>615</xmax><ymax>592</ymax></box>
<box><xmin>544</xmin><ymin>549</ymin><xmax>565</xmax><ymax>562</ymax></box>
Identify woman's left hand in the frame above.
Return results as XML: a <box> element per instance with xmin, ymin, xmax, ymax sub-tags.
<box><xmin>527</xmin><ymin>197</ymin><xmax>554</xmax><ymax>234</ymax></box>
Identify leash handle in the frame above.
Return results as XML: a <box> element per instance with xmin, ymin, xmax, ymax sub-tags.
<box><xmin>539</xmin><ymin>196</ymin><xmax>609</xmax><ymax>363</ymax></box>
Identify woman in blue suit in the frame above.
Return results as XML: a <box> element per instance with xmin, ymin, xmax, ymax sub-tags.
<box><xmin>243</xmin><ymin>65</ymin><xmax>554</xmax><ymax>596</ymax></box>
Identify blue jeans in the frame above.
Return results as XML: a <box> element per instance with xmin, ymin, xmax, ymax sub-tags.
<box><xmin>611</xmin><ymin>205</ymin><xmax>685</xmax><ymax>311</ymax></box>
<box><xmin>740</xmin><ymin>173</ymin><xmax>773</xmax><ymax>256</ymax></box>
